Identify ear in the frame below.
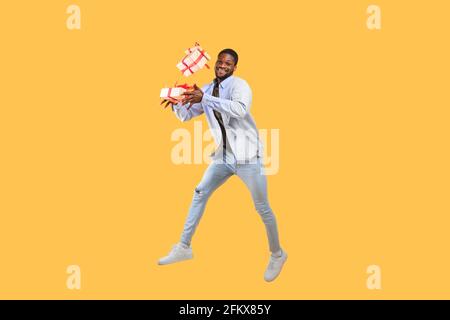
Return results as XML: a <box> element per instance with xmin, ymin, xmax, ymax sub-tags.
<box><xmin>233</xmin><ymin>65</ymin><xmax>238</xmax><ymax>72</ymax></box>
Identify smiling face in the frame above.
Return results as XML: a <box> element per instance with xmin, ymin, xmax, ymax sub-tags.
<box><xmin>215</xmin><ymin>53</ymin><xmax>237</xmax><ymax>80</ymax></box>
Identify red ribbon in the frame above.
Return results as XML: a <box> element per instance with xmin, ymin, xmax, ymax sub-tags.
<box><xmin>181</xmin><ymin>60</ymin><xmax>195</xmax><ymax>75</ymax></box>
<box><xmin>176</xmin><ymin>83</ymin><xmax>192</xmax><ymax>90</ymax></box>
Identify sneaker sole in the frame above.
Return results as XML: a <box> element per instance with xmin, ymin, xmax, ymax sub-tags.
<box><xmin>157</xmin><ymin>255</ymin><xmax>193</xmax><ymax>265</ymax></box>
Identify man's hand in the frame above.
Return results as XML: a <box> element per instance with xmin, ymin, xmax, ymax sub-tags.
<box><xmin>182</xmin><ymin>84</ymin><xmax>203</xmax><ymax>107</ymax></box>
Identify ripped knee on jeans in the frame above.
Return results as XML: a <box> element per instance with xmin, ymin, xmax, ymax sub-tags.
<box><xmin>194</xmin><ymin>186</ymin><xmax>210</xmax><ymax>198</ymax></box>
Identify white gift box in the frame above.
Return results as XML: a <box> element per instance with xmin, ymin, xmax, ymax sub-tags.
<box><xmin>160</xmin><ymin>87</ymin><xmax>186</xmax><ymax>100</ymax></box>
<box><xmin>177</xmin><ymin>45</ymin><xmax>211</xmax><ymax>77</ymax></box>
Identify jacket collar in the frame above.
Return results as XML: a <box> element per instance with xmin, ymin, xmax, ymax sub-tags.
<box><xmin>213</xmin><ymin>75</ymin><xmax>234</xmax><ymax>89</ymax></box>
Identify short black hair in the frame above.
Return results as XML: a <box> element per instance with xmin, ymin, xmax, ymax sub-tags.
<box><xmin>218</xmin><ymin>48</ymin><xmax>239</xmax><ymax>65</ymax></box>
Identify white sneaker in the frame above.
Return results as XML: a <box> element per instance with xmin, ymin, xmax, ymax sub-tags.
<box><xmin>264</xmin><ymin>250</ymin><xmax>287</xmax><ymax>282</ymax></box>
<box><xmin>158</xmin><ymin>243</ymin><xmax>193</xmax><ymax>265</ymax></box>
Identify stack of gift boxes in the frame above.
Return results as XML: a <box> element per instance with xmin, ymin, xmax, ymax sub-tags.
<box><xmin>160</xmin><ymin>43</ymin><xmax>210</xmax><ymax>108</ymax></box>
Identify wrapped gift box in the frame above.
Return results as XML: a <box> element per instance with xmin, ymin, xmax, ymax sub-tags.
<box><xmin>160</xmin><ymin>83</ymin><xmax>193</xmax><ymax>106</ymax></box>
<box><xmin>160</xmin><ymin>87</ymin><xmax>186</xmax><ymax>102</ymax></box>
<box><xmin>176</xmin><ymin>43</ymin><xmax>211</xmax><ymax>77</ymax></box>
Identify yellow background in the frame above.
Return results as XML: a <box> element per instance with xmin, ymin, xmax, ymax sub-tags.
<box><xmin>1</xmin><ymin>0</ymin><xmax>449</xmax><ymax>299</ymax></box>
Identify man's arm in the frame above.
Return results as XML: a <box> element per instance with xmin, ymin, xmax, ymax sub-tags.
<box><xmin>201</xmin><ymin>80</ymin><xmax>252</xmax><ymax>118</ymax></box>
<box><xmin>172</xmin><ymin>102</ymin><xmax>204</xmax><ymax>122</ymax></box>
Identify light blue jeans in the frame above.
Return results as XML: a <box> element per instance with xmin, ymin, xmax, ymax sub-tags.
<box><xmin>180</xmin><ymin>155</ymin><xmax>281</xmax><ymax>254</ymax></box>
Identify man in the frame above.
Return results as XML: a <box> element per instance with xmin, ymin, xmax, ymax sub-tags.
<box><xmin>158</xmin><ymin>49</ymin><xmax>287</xmax><ymax>282</ymax></box>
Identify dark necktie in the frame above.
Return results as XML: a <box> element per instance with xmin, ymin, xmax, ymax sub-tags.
<box><xmin>212</xmin><ymin>79</ymin><xmax>228</xmax><ymax>160</ymax></box>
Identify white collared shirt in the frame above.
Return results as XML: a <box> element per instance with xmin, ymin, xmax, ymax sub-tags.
<box><xmin>173</xmin><ymin>75</ymin><xmax>263</xmax><ymax>163</ymax></box>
